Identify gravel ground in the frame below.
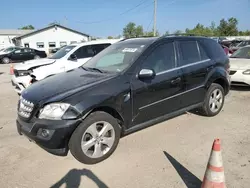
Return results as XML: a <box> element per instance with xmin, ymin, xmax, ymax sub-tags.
<box><xmin>0</xmin><ymin>64</ymin><xmax>249</xmax><ymax>188</ymax></box>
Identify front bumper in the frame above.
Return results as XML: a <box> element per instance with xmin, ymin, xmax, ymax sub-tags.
<box><xmin>16</xmin><ymin>116</ymin><xmax>81</xmax><ymax>156</ymax></box>
<box><xmin>230</xmin><ymin>70</ymin><xmax>250</xmax><ymax>86</ymax></box>
<box><xmin>11</xmin><ymin>75</ymin><xmax>32</xmax><ymax>94</ymax></box>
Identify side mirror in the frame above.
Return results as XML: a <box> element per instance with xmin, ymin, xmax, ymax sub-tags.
<box><xmin>138</xmin><ymin>69</ymin><xmax>155</xmax><ymax>79</ymax></box>
<box><xmin>69</xmin><ymin>54</ymin><xmax>77</xmax><ymax>61</ymax></box>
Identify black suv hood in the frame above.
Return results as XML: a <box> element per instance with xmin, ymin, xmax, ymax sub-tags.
<box><xmin>22</xmin><ymin>68</ymin><xmax>115</xmax><ymax>103</ymax></box>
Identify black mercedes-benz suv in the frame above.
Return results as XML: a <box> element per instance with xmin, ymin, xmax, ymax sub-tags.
<box><xmin>16</xmin><ymin>36</ymin><xmax>230</xmax><ymax>164</ymax></box>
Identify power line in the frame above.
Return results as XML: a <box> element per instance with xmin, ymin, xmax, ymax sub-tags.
<box><xmin>74</xmin><ymin>0</ymin><xmax>152</xmax><ymax>24</ymax></box>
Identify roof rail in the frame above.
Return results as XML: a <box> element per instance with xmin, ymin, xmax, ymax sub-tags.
<box><xmin>121</xmin><ymin>36</ymin><xmax>158</xmax><ymax>40</ymax></box>
<box><xmin>164</xmin><ymin>33</ymin><xmax>209</xmax><ymax>37</ymax></box>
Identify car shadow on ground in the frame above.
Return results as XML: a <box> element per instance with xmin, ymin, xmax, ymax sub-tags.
<box><xmin>230</xmin><ymin>86</ymin><xmax>250</xmax><ymax>91</ymax></box>
<box><xmin>50</xmin><ymin>168</ymin><xmax>108</xmax><ymax>188</ymax></box>
<box><xmin>163</xmin><ymin>151</ymin><xmax>202</xmax><ymax>188</ymax></box>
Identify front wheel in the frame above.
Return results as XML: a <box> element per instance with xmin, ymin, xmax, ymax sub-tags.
<box><xmin>2</xmin><ymin>57</ymin><xmax>10</xmax><ymax>64</ymax></box>
<box><xmin>69</xmin><ymin>111</ymin><xmax>121</xmax><ymax>164</ymax></box>
<box><xmin>200</xmin><ymin>83</ymin><xmax>225</xmax><ymax>117</ymax></box>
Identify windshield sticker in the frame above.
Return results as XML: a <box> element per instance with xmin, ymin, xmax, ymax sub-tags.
<box><xmin>122</xmin><ymin>48</ymin><xmax>138</xmax><ymax>53</ymax></box>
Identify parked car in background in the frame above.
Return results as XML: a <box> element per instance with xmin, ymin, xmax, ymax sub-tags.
<box><xmin>229</xmin><ymin>45</ymin><xmax>250</xmax><ymax>86</ymax></box>
<box><xmin>0</xmin><ymin>47</ymin><xmax>46</xmax><ymax>64</ymax></box>
<box><xmin>11</xmin><ymin>39</ymin><xmax>121</xmax><ymax>94</ymax></box>
<box><xmin>16</xmin><ymin>36</ymin><xmax>230</xmax><ymax>164</ymax></box>
<box><xmin>230</xmin><ymin>40</ymin><xmax>250</xmax><ymax>54</ymax></box>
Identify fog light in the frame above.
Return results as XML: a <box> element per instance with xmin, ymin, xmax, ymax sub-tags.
<box><xmin>41</xmin><ymin>129</ymin><xmax>50</xmax><ymax>138</ymax></box>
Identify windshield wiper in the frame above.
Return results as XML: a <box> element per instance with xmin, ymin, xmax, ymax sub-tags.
<box><xmin>81</xmin><ymin>66</ymin><xmax>104</xmax><ymax>73</ymax></box>
<box><xmin>88</xmin><ymin>67</ymin><xmax>104</xmax><ymax>73</ymax></box>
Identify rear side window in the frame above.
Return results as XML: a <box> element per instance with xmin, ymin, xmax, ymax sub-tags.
<box><xmin>201</xmin><ymin>39</ymin><xmax>226</xmax><ymax>59</ymax></box>
<box><xmin>178</xmin><ymin>41</ymin><xmax>200</xmax><ymax>66</ymax></box>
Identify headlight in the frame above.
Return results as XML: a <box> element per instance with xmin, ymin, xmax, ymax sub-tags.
<box><xmin>243</xmin><ymin>69</ymin><xmax>250</xmax><ymax>75</ymax></box>
<box><xmin>39</xmin><ymin>103</ymin><xmax>70</xmax><ymax>120</ymax></box>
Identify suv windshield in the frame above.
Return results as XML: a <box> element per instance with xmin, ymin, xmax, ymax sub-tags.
<box><xmin>231</xmin><ymin>46</ymin><xmax>250</xmax><ymax>59</ymax></box>
<box><xmin>83</xmin><ymin>42</ymin><xmax>147</xmax><ymax>73</ymax></box>
<box><xmin>49</xmin><ymin>45</ymin><xmax>76</xmax><ymax>59</ymax></box>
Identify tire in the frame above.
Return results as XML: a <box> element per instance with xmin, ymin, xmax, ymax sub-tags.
<box><xmin>69</xmin><ymin>111</ymin><xmax>121</xmax><ymax>164</ymax></box>
<box><xmin>2</xmin><ymin>57</ymin><xmax>10</xmax><ymax>64</ymax></box>
<box><xmin>200</xmin><ymin>83</ymin><xmax>225</xmax><ymax>117</ymax></box>
<box><xmin>34</xmin><ymin>55</ymin><xmax>40</xmax><ymax>59</ymax></box>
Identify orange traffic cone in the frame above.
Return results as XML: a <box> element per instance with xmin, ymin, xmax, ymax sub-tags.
<box><xmin>10</xmin><ymin>64</ymin><xmax>14</xmax><ymax>75</ymax></box>
<box><xmin>201</xmin><ymin>139</ymin><xmax>226</xmax><ymax>188</ymax></box>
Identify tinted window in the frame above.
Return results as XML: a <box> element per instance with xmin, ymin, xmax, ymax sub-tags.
<box><xmin>179</xmin><ymin>41</ymin><xmax>200</xmax><ymax>66</ymax></box>
<box><xmin>74</xmin><ymin>46</ymin><xmax>95</xmax><ymax>59</ymax></box>
<box><xmin>14</xmin><ymin>49</ymin><xmax>24</xmax><ymax>54</ymax></box>
<box><xmin>142</xmin><ymin>42</ymin><xmax>176</xmax><ymax>74</ymax></box>
<box><xmin>24</xmin><ymin>48</ymin><xmax>32</xmax><ymax>52</ymax></box>
<box><xmin>92</xmin><ymin>43</ymin><xmax>111</xmax><ymax>54</ymax></box>
<box><xmin>202</xmin><ymin>39</ymin><xmax>226</xmax><ymax>59</ymax></box>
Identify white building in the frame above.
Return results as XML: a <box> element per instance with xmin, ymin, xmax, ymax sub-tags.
<box><xmin>0</xmin><ymin>29</ymin><xmax>34</xmax><ymax>49</ymax></box>
<box><xmin>13</xmin><ymin>24</ymin><xmax>91</xmax><ymax>53</ymax></box>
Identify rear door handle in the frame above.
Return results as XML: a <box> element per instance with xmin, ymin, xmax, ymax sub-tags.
<box><xmin>171</xmin><ymin>77</ymin><xmax>181</xmax><ymax>85</ymax></box>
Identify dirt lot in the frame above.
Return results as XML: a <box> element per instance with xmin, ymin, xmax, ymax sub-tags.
<box><xmin>0</xmin><ymin>64</ymin><xmax>250</xmax><ymax>188</ymax></box>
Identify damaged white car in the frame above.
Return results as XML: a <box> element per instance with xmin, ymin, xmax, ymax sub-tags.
<box><xmin>11</xmin><ymin>39</ymin><xmax>121</xmax><ymax>94</ymax></box>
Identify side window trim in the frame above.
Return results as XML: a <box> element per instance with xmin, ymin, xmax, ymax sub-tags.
<box><xmin>196</xmin><ymin>41</ymin><xmax>201</xmax><ymax>61</ymax></box>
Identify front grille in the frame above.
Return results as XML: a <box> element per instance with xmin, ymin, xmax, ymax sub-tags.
<box><xmin>230</xmin><ymin>70</ymin><xmax>237</xmax><ymax>75</ymax></box>
<box><xmin>18</xmin><ymin>97</ymin><xmax>34</xmax><ymax>118</ymax></box>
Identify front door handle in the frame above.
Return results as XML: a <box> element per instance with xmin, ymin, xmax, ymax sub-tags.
<box><xmin>171</xmin><ymin>77</ymin><xmax>181</xmax><ymax>85</ymax></box>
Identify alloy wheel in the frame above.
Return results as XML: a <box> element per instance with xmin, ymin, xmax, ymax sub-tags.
<box><xmin>209</xmin><ymin>89</ymin><xmax>223</xmax><ymax>113</ymax></box>
<box><xmin>81</xmin><ymin>121</ymin><xmax>115</xmax><ymax>158</ymax></box>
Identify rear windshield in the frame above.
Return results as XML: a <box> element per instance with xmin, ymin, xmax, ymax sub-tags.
<box><xmin>49</xmin><ymin>45</ymin><xmax>76</xmax><ymax>59</ymax></box>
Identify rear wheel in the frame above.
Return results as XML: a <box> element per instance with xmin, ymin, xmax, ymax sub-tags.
<box><xmin>34</xmin><ymin>55</ymin><xmax>40</xmax><ymax>59</ymax></box>
<box><xmin>69</xmin><ymin>111</ymin><xmax>121</xmax><ymax>164</ymax></box>
<box><xmin>200</xmin><ymin>83</ymin><xmax>225</xmax><ymax>116</ymax></box>
<box><xmin>2</xmin><ymin>57</ymin><xmax>10</xmax><ymax>64</ymax></box>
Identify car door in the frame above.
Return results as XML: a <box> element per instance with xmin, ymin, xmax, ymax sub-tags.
<box><xmin>23</xmin><ymin>48</ymin><xmax>34</xmax><ymax>60</ymax></box>
<box><xmin>10</xmin><ymin>49</ymin><xmax>25</xmax><ymax>61</ymax></box>
<box><xmin>131</xmin><ymin>41</ymin><xmax>185</xmax><ymax>126</ymax></box>
<box><xmin>176</xmin><ymin>39</ymin><xmax>214</xmax><ymax>108</ymax></box>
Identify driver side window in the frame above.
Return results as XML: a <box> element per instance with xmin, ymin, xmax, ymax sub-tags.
<box><xmin>141</xmin><ymin>42</ymin><xmax>176</xmax><ymax>74</ymax></box>
<box><xmin>14</xmin><ymin>49</ymin><xmax>24</xmax><ymax>54</ymax></box>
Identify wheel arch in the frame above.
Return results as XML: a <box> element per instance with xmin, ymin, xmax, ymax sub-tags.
<box><xmin>205</xmin><ymin>67</ymin><xmax>230</xmax><ymax>95</ymax></box>
<box><xmin>81</xmin><ymin>106</ymin><xmax>125</xmax><ymax>132</ymax></box>
<box><xmin>206</xmin><ymin>77</ymin><xmax>230</xmax><ymax>95</ymax></box>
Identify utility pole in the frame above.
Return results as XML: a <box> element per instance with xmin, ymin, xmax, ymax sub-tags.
<box><xmin>153</xmin><ymin>0</ymin><xmax>157</xmax><ymax>36</ymax></box>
